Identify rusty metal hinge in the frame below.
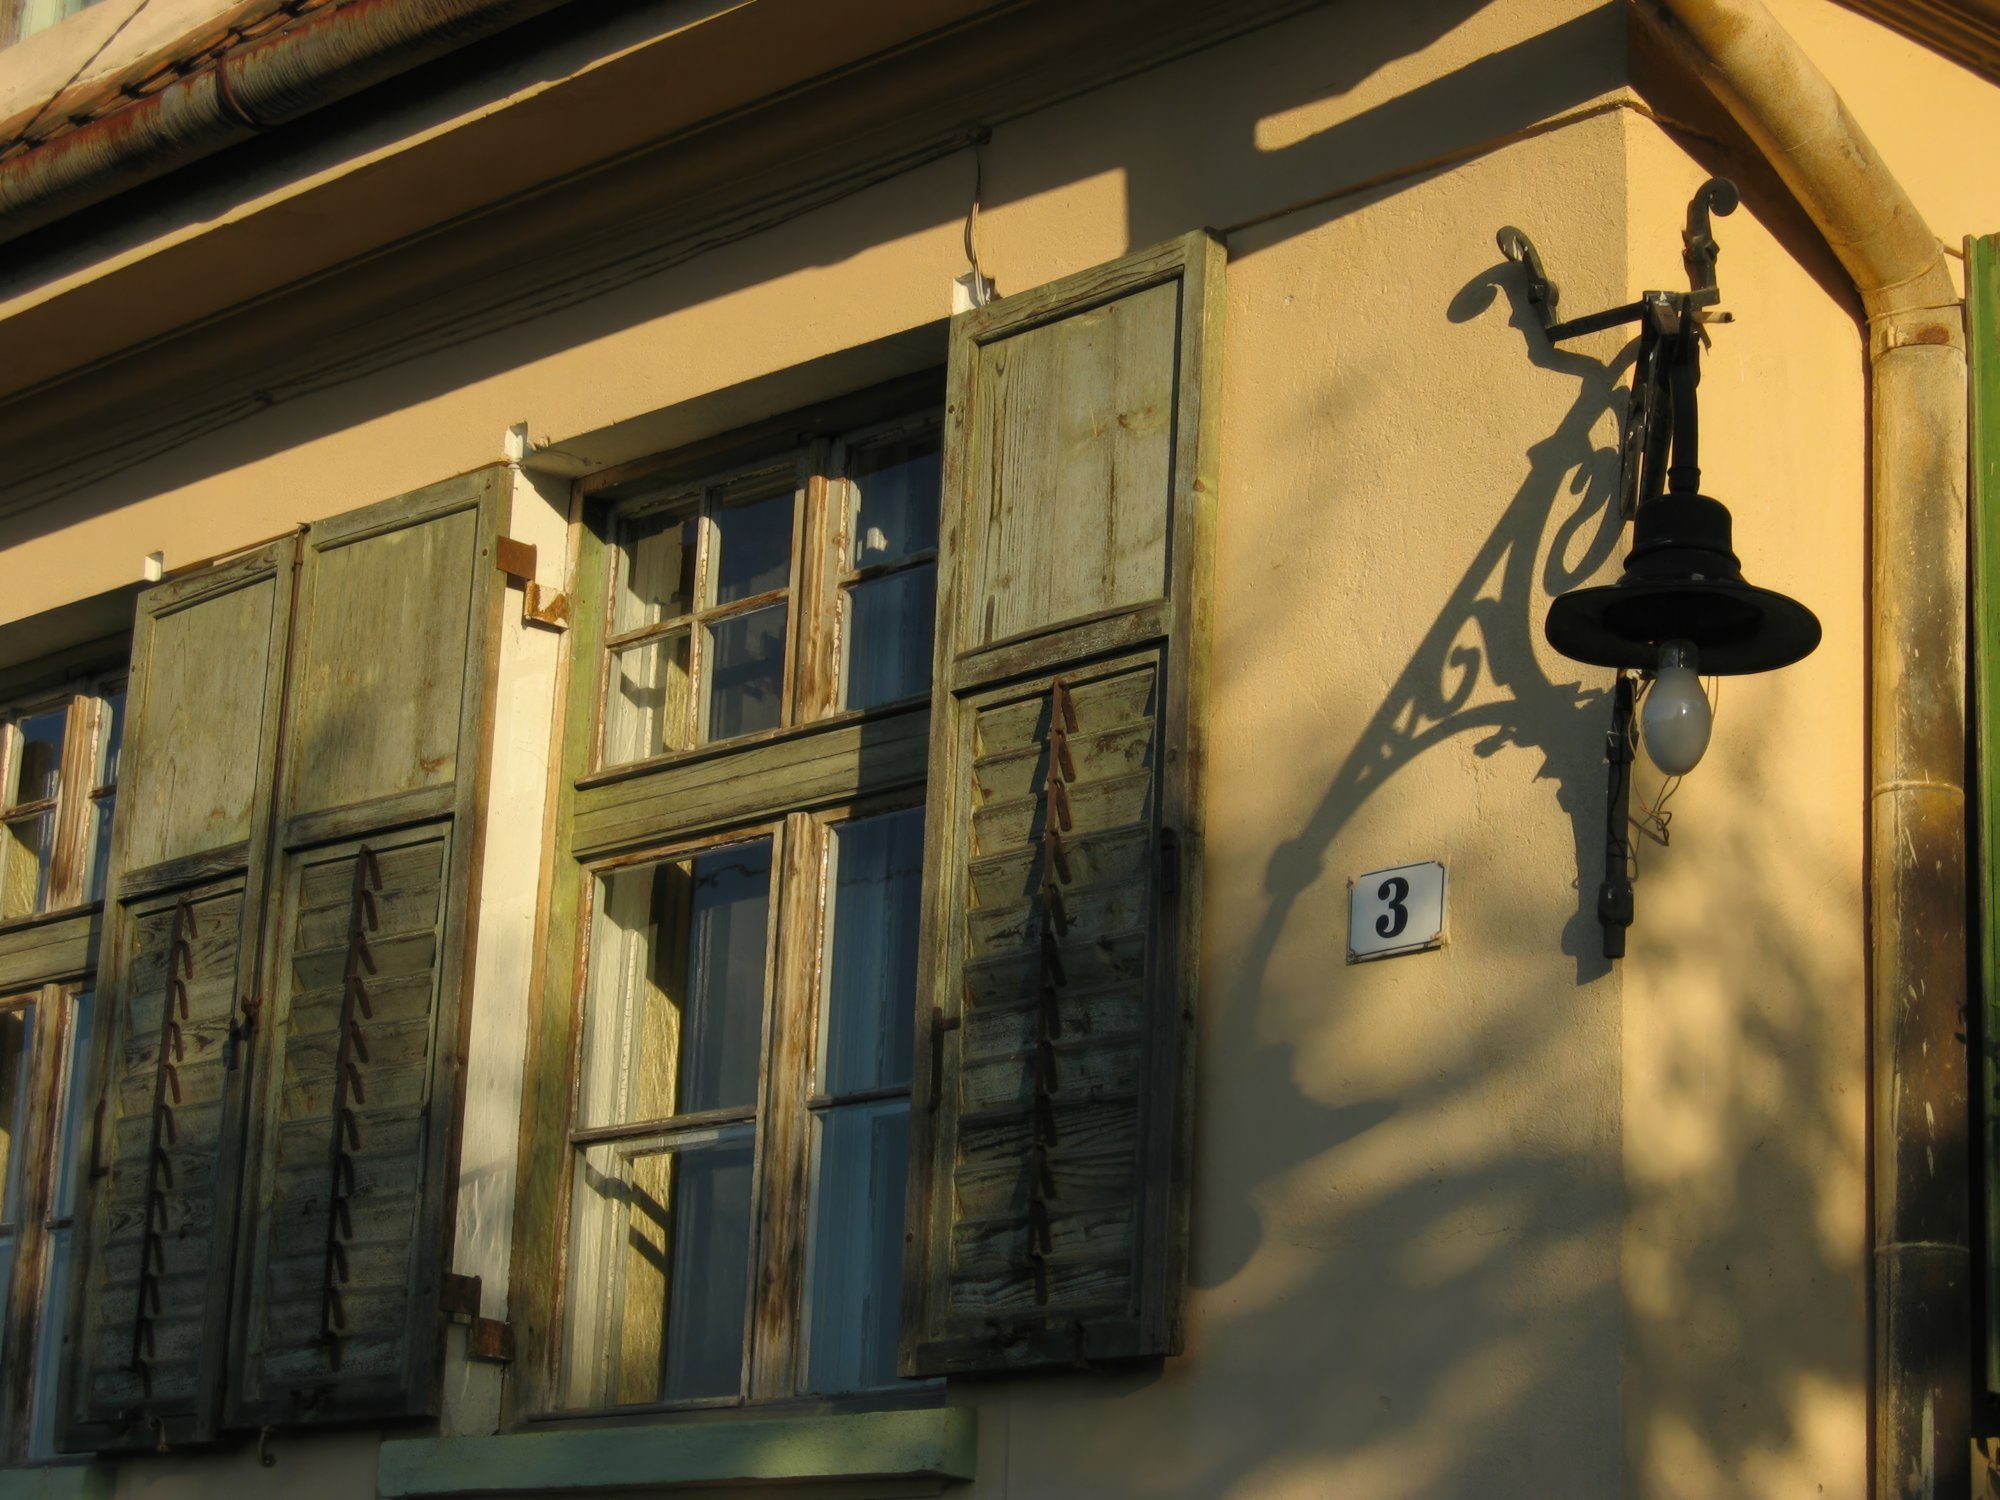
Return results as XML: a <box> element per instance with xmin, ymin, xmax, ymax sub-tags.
<box><xmin>439</xmin><ymin>1272</ymin><xmax>515</xmax><ymax>1363</ymax></box>
<box><xmin>493</xmin><ymin>538</ymin><xmax>570</xmax><ymax>631</ymax></box>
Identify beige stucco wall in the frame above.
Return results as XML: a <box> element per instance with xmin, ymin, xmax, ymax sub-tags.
<box><xmin>1619</xmin><ymin>116</ymin><xmax>1870</xmax><ymax>1500</ymax></box>
<box><xmin>3</xmin><ymin>0</ymin><xmax>1992</xmax><ymax>1495</ymax></box>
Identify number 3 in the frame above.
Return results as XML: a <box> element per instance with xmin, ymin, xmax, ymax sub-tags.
<box><xmin>1375</xmin><ymin>876</ymin><xmax>1410</xmax><ymax>939</ymax></box>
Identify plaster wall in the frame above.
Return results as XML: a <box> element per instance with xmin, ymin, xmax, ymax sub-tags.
<box><xmin>1615</xmin><ymin>8</ymin><xmax>2000</xmax><ymax>1497</ymax></box>
<box><xmin>0</xmin><ymin>0</ymin><xmax>1939</xmax><ymax>1496</ymax></box>
<box><xmin>1618</xmin><ymin>116</ymin><xmax>1870</xmax><ymax>1500</ymax></box>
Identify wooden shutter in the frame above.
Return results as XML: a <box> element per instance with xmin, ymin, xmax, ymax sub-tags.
<box><xmin>902</xmin><ymin>232</ymin><xmax>1221</xmax><ymax>1375</ymax></box>
<box><xmin>59</xmin><ymin>540</ymin><xmax>296</xmax><ymax>1451</ymax></box>
<box><xmin>228</xmin><ymin>470</ymin><xmax>507</xmax><ymax>1426</ymax></box>
<box><xmin>1973</xmin><ymin>232</ymin><xmax>2000</xmax><ymax>1395</ymax></box>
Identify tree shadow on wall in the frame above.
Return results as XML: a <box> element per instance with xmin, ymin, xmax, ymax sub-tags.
<box><xmin>1247</xmin><ymin>255</ymin><xmax>1629</xmax><ymax>1023</ymax></box>
<box><xmin>1005</xmin><ymin>254</ymin><xmax>1868</xmax><ymax>1500</ymax></box>
<box><xmin>1180</xmin><ymin>247</ymin><xmax>1631</xmax><ymax>1327</ymax></box>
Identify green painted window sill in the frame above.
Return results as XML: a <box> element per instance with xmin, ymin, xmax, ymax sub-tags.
<box><xmin>377</xmin><ymin>1408</ymin><xmax>975</xmax><ymax>1496</ymax></box>
<box><xmin>0</xmin><ymin>1467</ymin><xmax>114</xmax><ymax>1500</ymax></box>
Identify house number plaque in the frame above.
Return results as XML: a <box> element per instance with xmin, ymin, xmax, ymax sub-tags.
<box><xmin>1347</xmin><ymin>860</ymin><xmax>1447</xmax><ymax>962</ymax></box>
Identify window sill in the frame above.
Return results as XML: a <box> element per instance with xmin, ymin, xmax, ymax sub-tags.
<box><xmin>0</xmin><ymin>1466</ymin><xmax>114</xmax><ymax>1500</ymax></box>
<box><xmin>376</xmin><ymin>1407</ymin><xmax>975</xmax><ymax>1495</ymax></box>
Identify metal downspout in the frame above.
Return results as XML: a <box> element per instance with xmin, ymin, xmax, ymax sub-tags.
<box><xmin>1640</xmin><ymin>2</ymin><xmax>1969</xmax><ymax>1494</ymax></box>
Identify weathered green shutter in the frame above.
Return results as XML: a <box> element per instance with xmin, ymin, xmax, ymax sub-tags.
<box><xmin>59</xmin><ymin>540</ymin><xmax>297</xmax><ymax>1451</ymax></box>
<box><xmin>228</xmin><ymin>469</ymin><xmax>507</xmax><ymax>1426</ymax></box>
<box><xmin>902</xmin><ymin>232</ymin><xmax>1221</xmax><ymax>1375</ymax></box>
<box><xmin>1972</xmin><ymin>232</ymin><xmax>2000</xmax><ymax>1394</ymax></box>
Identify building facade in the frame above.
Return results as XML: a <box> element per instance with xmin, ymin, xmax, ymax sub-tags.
<box><xmin>0</xmin><ymin>1</ymin><xmax>1991</xmax><ymax>1496</ymax></box>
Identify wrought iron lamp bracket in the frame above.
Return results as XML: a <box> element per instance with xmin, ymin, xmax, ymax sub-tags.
<box><xmin>1495</xmin><ymin>178</ymin><xmax>1770</xmax><ymax>961</ymax></box>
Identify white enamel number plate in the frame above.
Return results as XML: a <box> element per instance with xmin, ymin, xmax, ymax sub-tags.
<box><xmin>1347</xmin><ymin>860</ymin><xmax>1447</xmax><ymax>962</ymax></box>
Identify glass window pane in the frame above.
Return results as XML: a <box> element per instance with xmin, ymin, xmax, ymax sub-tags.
<box><xmin>804</xmin><ymin>1101</ymin><xmax>910</xmax><ymax>1393</ymax></box>
<box><xmin>86</xmin><ymin>794</ymin><xmax>113</xmax><ymax>904</ymax></box>
<box><xmin>0</xmin><ymin>813</ymin><xmax>52</xmax><ymax>920</ymax></box>
<box><xmin>844</xmin><ymin>563</ymin><xmax>937</xmax><ymax>711</ymax></box>
<box><xmin>848</xmin><ymin>433</ymin><xmax>941</xmax><ymax>568</ymax></box>
<box><xmin>712</xmin><ymin>487</ymin><xmax>794</xmax><ymax>605</ymax></box>
<box><xmin>95</xmin><ymin>689</ymin><xmax>125</xmax><ymax>790</ymax></box>
<box><xmin>578</xmin><ymin>840</ymin><xmax>772</xmax><ymax>1128</ymax></box>
<box><xmin>0</xmin><ymin>1007</ymin><xmax>32</xmax><ymax>1226</ymax></box>
<box><xmin>9</xmin><ymin>710</ymin><xmax>65</xmax><ymax>809</ymax></box>
<box><xmin>706</xmin><ymin>605</ymin><xmax>786</xmax><ymax>742</ymax></box>
<box><xmin>820</xmin><ymin>809</ymin><xmax>922</xmax><ymax>1095</ymax></box>
<box><xmin>31</xmin><ymin>991</ymin><xmax>92</xmax><ymax>1460</ymax></box>
<box><xmin>614</xmin><ymin>507</ymin><xmax>698</xmax><ymax>634</ymax></box>
<box><xmin>603</xmin><ymin>632</ymin><xmax>693</xmax><ymax>767</ymax></box>
<box><xmin>566</xmin><ymin>1128</ymin><xmax>754</xmax><ymax>1407</ymax></box>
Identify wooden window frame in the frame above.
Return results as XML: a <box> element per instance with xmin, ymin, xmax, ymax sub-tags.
<box><xmin>509</xmin><ymin>375</ymin><xmax>945</xmax><ymax>1428</ymax></box>
<box><xmin>0</xmin><ymin>676</ymin><xmax>123</xmax><ymax>927</ymax></box>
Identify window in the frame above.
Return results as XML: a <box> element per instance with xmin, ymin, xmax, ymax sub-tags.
<box><xmin>512</xmin><ymin>233</ymin><xmax>1218</xmax><ymax>1437</ymax></box>
<box><xmin>552</xmin><ymin>397</ymin><xmax>942</xmax><ymax>1412</ymax></box>
<box><xmin>0</xmin><ymin>984</ymin><xmax>93</xmax><ymax>1461</ymax></box>
<box><xmin>0</xmin><ymin>662</ymin><xmax>123</xmax><ymax>1463</ymax></box>
<box><xmin>0</xmin><ymin>678</ymin><xmax>124</xmax><ymax>923</ymax></box>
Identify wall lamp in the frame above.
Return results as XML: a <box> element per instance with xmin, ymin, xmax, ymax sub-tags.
<box><xmin>1499</xmin><ymin>179</ymin><xmax>1821</xmax><ymax>959</ymax></box>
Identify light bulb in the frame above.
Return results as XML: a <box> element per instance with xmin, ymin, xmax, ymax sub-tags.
<box><xmin>1641</xmin><ymin>640</ymin><xmax>1711</xmax><ymax>776</ymax></box>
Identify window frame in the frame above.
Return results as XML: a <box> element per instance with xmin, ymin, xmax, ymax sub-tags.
<box><xmin>0</xmin><ymin>676</ymin><xmax>122</xmax><ymax>927</ymax></box>
<box><xmin>510</xmin><ymin>375</ymin><xmax>945</xmax><ymax>1428</ymax></box>
<box><xmin>0</xmin><ymin>981</ymin><xmax>91</xmax><ymax>1464</ymax></box>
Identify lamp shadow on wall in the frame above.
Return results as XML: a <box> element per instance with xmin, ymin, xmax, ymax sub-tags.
<box><xmin>1148</xmin><ymin>251</ymin><xmax>1865</xmax><ymax>1498</ymax></box>
<box><xmin>1249</xmin><ymin>260</ymin><xmax>1628</xmax><ymax>998</ymax></box>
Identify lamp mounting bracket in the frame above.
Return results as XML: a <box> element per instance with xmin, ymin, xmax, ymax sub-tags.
<box><xmin>1496</xmin><ymin>176</ymin><xmax>1738</xmax><ymax>344</ymax></box>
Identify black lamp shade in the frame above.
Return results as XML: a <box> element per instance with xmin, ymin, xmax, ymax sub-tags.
<box><xmin>1544</xmin><ymin>492</ymin><xmax>1820</xmax><ymax>674</ymax></box>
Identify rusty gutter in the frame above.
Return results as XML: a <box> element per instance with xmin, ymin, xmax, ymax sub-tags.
<box><xmin>1640</xmin><ymin>1</ymin><xmax>1969</xmax><ymax>1495</ymax></box>
<box><xmin>0</xmin><ymin>0</ymin><xmax>581</xmax><ymax>246</ymax></box>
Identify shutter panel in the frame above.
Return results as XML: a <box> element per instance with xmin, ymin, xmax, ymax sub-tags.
<box><xmin>228</xmin><ymin>470</ymin><xmax>507</xmax><ymax>1426</ymax></box>
<box><xmin>60</xmin><ymin>540</ymin><xmax>296</xmax><ymax>1451</ymax></box>
<box><xmin>902</xmin><ymin>232</ymin><xmax>1221</xmax><ymax>1375</ymax></box>
<box><xmin>1973</xmin><ymin>231</ymin><xmax>2000</xmax><ymax>1395</ymax></box>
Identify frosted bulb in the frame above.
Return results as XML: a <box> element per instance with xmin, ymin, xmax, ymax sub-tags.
<box><xmin>1641</xmin><ymin>640</ymin><xmax>1711</xmax><ymax>775</ymax></box>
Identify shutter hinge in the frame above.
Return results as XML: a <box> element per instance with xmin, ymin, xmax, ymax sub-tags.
<box><xmin>1158</xmin><ymin>827</ymin><xmax>1181</xmax><ymax>896</ymax></box>
<box><xmin>440</xmin><ymin>1272</ymin><xmax>515</xmax><ymax>1363</ymax></box>
<box><xmin>227</xmin><ymin>994</ymin><xmax>260</xmax><ymax>1069</ymax></box>
<box><xmin>494</xmin><ymin>538</ymin><xmax>570</xmax><ymax>632</ymax></box>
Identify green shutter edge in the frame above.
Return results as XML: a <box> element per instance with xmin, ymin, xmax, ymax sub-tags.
<box><xmin>376</xmin><ymin>1408</ymin><xmax>976</xmax><ymax>1496</ymax></box>
<box><xmin>1973</xmin><ymin>231</ymin><xmax>2000</xmax><ymax>1397</ymax></box>
<box><xmin>0</xmin><ymin>1466</ymin><xmax>114</xmax><ymax>1500</ymax></box>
